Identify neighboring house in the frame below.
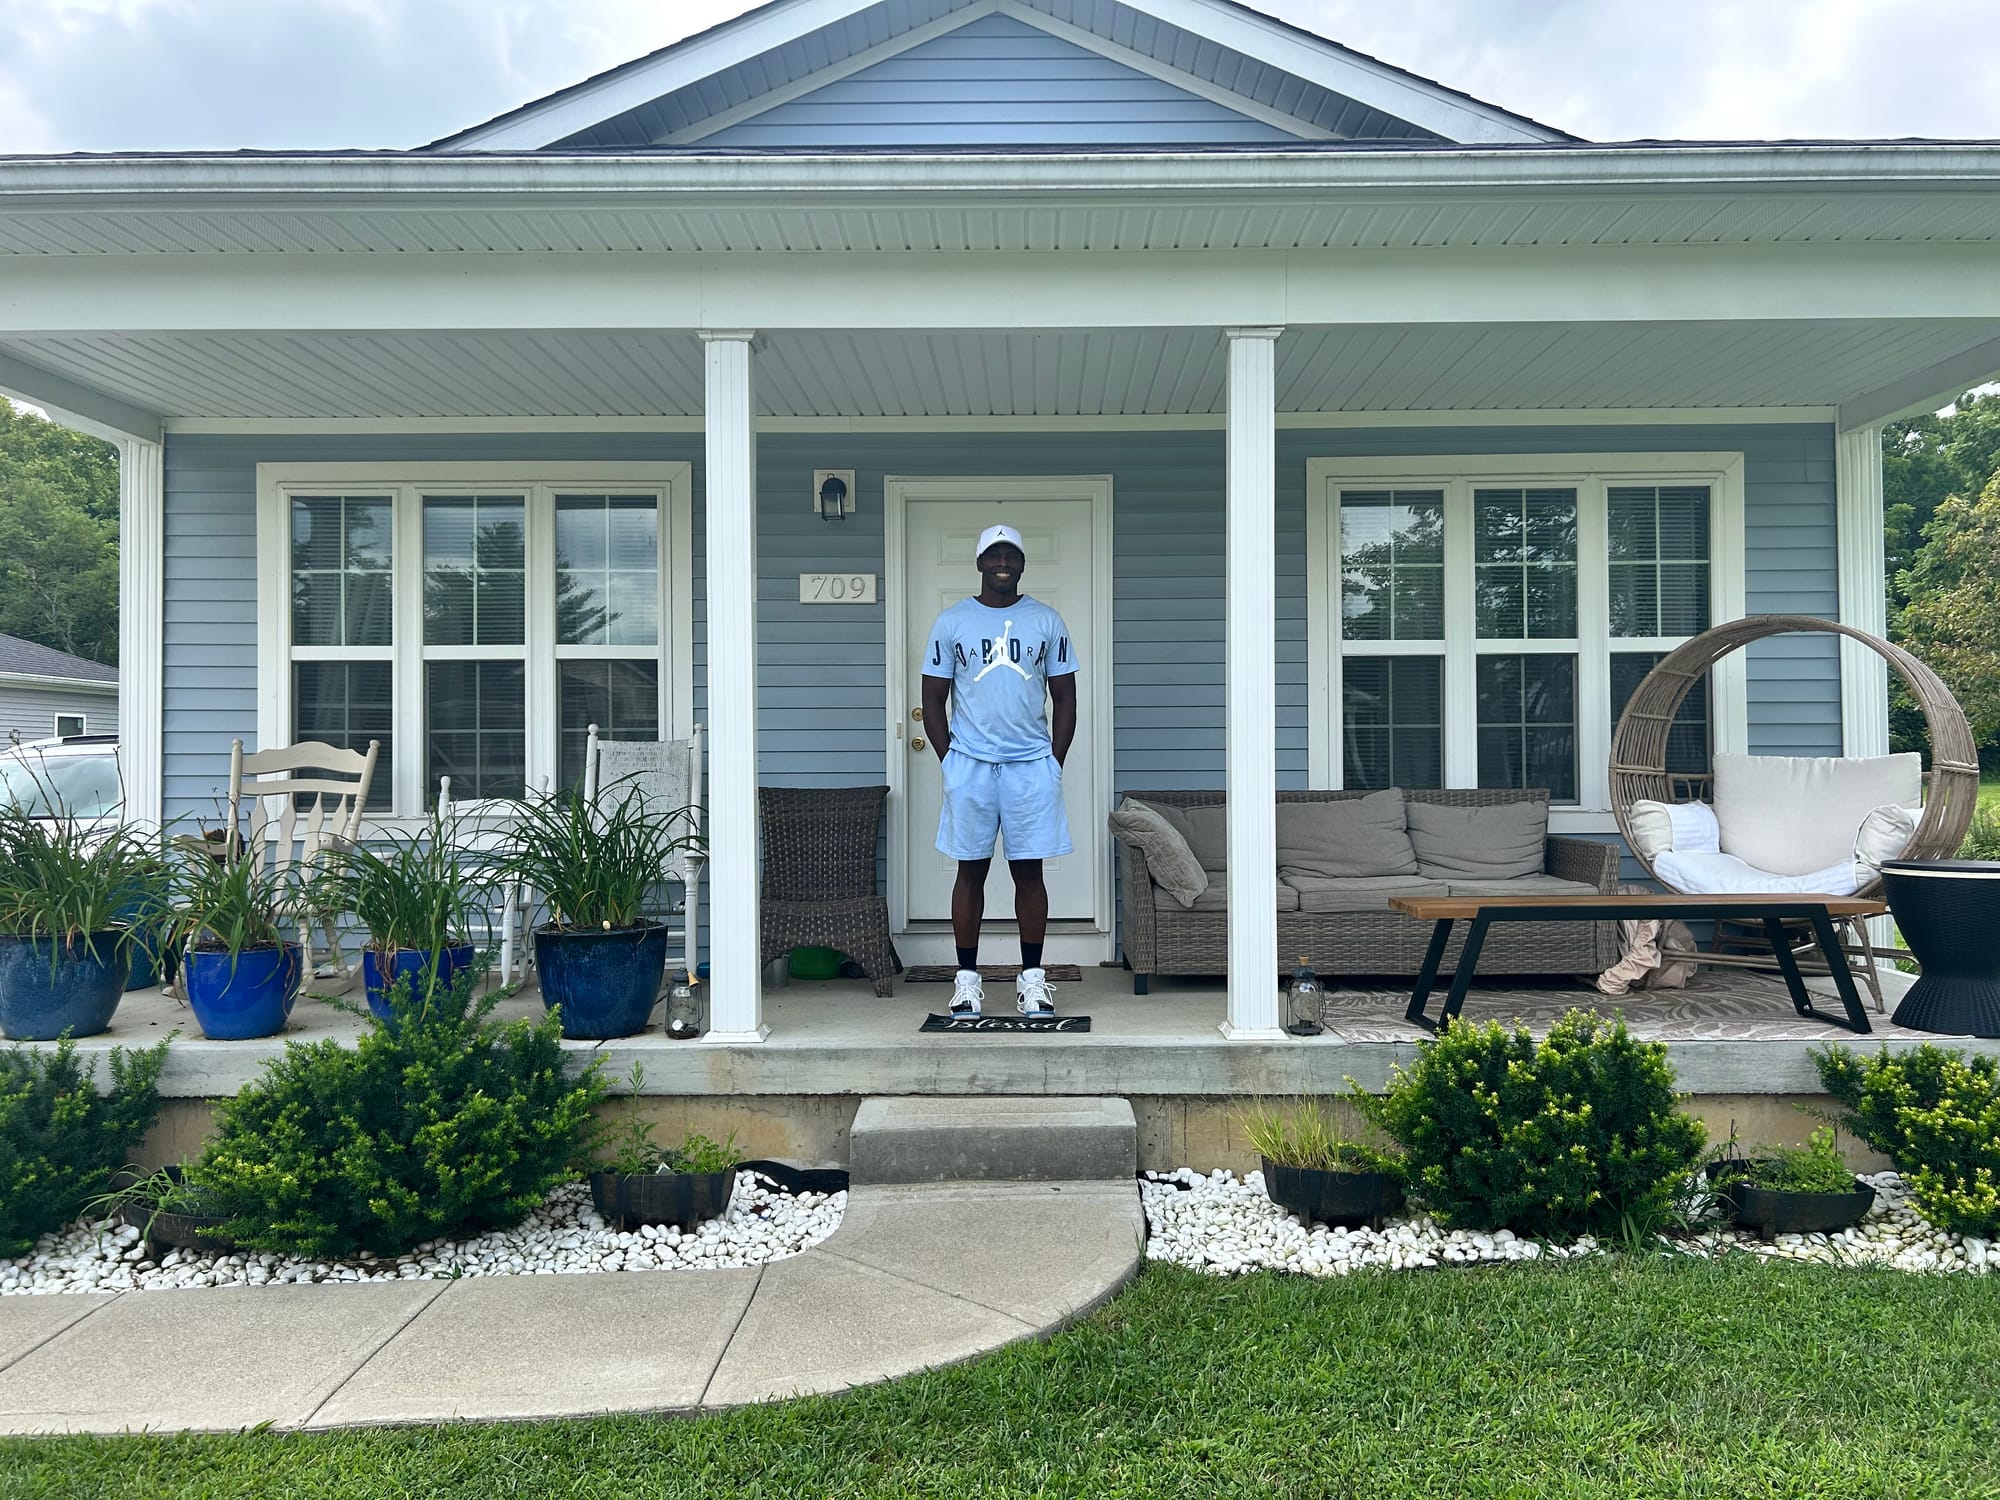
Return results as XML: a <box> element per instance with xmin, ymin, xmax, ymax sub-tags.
<box><xmin>0</xmin><ymin>0</ymin><xmax>1996</xmax><ymax>1043</ymax></box>
<box><xmin>0</xmin><ymin>634</ymin><xmax>116</xmax><ymax>745</ymax></box>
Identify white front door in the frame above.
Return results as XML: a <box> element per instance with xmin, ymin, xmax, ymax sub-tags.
<box><xmin>899</xmin><ymin>492</ymin><xmax>1101</xmax><ymax>923</ymax></box>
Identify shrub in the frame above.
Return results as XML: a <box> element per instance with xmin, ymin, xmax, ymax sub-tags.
<box><xmin>1962</xmin><ymin>802</ymin><xmax>2000</xmax><ymax>861</ymax></box>
<box><xmin>1815</xmin><ymin>1043</ymin><xmax>2000</xmax><ymax>1238</ymax></box>
<box><xmin>1351</xmin><ymin>1010</ymin><xmax>1706</xmax><ymax>1240</ymax></box>
<box><xmin>0</xmin><ymin>1035</ymin><xmax>169</xmax><ymax>1256</ymax></box>
<box><xmin>189</xmin><ymin>971</ymin><xmax>606</xmax><ymax>1257</ymax></box>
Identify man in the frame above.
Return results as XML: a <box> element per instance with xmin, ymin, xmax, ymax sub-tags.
<box><xmin>921</xmin><ymin>522</ymin><xmax>1078</xmax><ymax>1019</ymax></box>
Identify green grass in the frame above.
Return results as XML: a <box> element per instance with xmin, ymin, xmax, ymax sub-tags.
<box><xmin>7</xmin><ymin>1258</ymin><xmax>2000</xmax><ymax>1498</ymax></box>
<box><xmin>1980</xmin><ymin>772</ymin><xmax>1999</xmax><ymax>812</ymax></box>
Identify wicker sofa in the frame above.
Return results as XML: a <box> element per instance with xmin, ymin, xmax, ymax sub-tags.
<box><xmin>1114</xmin><ymin>788</ymin><xmax>1620</xmax><ymax>994</ymax></box>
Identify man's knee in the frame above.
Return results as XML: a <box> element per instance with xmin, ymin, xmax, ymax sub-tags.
<box><xmin>1007</xmin><ymin>858</ymin><xmax>1045</xmax><ymax>889</ymax></box>
<box><xmin>956</xmin><ymin>859</ymin><xmax>992</xmax><ymax>885</ymax></box>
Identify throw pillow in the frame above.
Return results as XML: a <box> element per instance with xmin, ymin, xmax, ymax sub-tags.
<box><xmin>1107</xmin><ymin>798</ymin><xmax>1208</xmax><ymax>908</ymax></box>
<box><xmin>1180</xmin><ymin>804</ymin><xmax>1230</xmax><ymax>873</ymax></box>
<box><xmin>1713</xmin><ymin>752</ymin><xmax>1922</xmax><ymax>877</ymax></box>
<box><xmin>1655</xmin><ymin>848</ymin><xmax>1859</xmax><ymax>897</ymax></box>
<box><xmin>1853</xmin><ymin>802</ymin><xmax>1921</xmax><ymax>877</ymax></box>
<box><xmin>1629</xmin><ymin>799</ymin><xmax>1721</xmax><ymax>861</ymax></box>
<box><xmin>1406</xmin><ymin>799</ymin><xmax>1548</xmax><ymax>880</ymax></box>
<box><xmin>1275</xmin><ymin>789</ymin><xmax>1418</xmax><ymax>879</ymax></box>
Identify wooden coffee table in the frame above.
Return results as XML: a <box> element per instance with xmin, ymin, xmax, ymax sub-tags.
<box><xmin>1388</xmin><ymin>892</ymin><xmax>1887</xmax><ymax>1034</ymax></box>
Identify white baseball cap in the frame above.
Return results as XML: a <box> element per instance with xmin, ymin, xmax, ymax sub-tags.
<box><xmin>976</xmin><ymin>523</ymin><xmax>1025</xmax><ymax>560</ymax></box>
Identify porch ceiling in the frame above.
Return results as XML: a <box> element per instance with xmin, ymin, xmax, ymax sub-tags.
<box><xmin>3</xmin><ymin>318</ymin><xmax>1997</xmax><ymax>421</ymax></box>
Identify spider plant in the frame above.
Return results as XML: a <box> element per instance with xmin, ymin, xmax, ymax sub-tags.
<box><xmin>319</xmin><ymin>811</ymin><xmax>484</xmax><ymax>960</ymax></box>
<box><xmin>498</xmin><ymin>783</ymin><xmax>698</xmax><ymax>933</ymax></box>
<box><xmin>168</xmin><ymin>840</ymin><xmax>301</xmax><ymax>963</ymax></box>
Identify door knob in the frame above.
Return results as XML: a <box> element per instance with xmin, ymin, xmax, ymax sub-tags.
<box><xmin>911</xmin><ymin>737</ymin><xmax>926</xmax><ymax>752</ymax></box>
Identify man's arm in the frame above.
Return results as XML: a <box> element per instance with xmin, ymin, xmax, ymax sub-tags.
<box><xmin>921</xmin><ymin>674</ymin><xmax>952</xmax><ymax>761</ymax></box>
<box><xmin>1049</xmin><ymin>673</ymin><xmax>1077</xmax><ymax>767</ymax></box>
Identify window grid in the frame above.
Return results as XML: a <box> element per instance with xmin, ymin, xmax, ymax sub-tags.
<box><xmin>1337</xmin><ymin>489</ymin><xmax>1445</xmax><ymax>642</ymax></box>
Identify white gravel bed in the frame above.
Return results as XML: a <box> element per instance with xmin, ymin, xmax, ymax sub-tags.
<box><xmin>0</xmin><ymin>1175</ymin><xmax>844</xmax><ymax>1295</ymax></box>
<box><xmin>1142</xmin><ymin>1167</ymin><xmax>1992</xmax><ymax>1278</ymax></box>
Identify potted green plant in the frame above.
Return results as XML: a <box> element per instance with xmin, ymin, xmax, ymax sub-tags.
<box><xmin>0</xmin><ymin>800</ymin><xmax>166</xmax><ymax>1040</ymax></box>
<box><xmin>1239</xmin><ymin>1100</ymin><xmax>1406</xmax><ymax>1230</ymax></box>
<box><xmin>588</xmin><ymin>1098</ymin><xmax>742</xmax><ymax>1231</ymax></box>
<box><xmin>94</xmin><ymin>1163</ymin><xmax>236</xmax><ymax>1260</ymax></box>
<box><xmin>1710</xmin><ymin>1126</ymin><xmax>1876</xmax><ymax>1242</ymax></box>
<box><xmin>168</xmin><ymin>843</ymin><xmax>304</xmax><ymax>1041</ymax></box>
<box><xmin>321</xmin><ymin>813</ymin><xmax>483</xmax><ymax>1025</ymax></box>
<box><xmin>498</xmin><ymin>784</ymin><xmax>697</xmax><ymax>1039</ymax></box>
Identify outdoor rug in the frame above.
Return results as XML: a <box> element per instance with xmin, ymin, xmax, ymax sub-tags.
<box><xmin>905</xmin><ymin>964</ymin><xmax>1085</xmax><ymax>984</ymax></box>
<box><xmin>919</xmin><ymin>1012</ymin><xmax>1093</xmax><ymax>1034</ymax></box>
<box><xmin>1310</xmin><ymin>970</ymin><xmax>1922</xmax><ymax>1043</ymax></box>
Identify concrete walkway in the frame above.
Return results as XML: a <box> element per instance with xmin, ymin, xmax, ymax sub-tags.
<box><xmin>0</xmin><ymin>1180</ymin><xmax>1144</xmax><ymax>1436</ymax></box>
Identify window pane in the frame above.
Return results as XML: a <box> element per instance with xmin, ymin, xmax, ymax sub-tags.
<box><xmin>1607</xmin><ymin>485</ymin><xmax>1711</xmax><ymax>638</ymax></box>
<box><xmin>424</xmin><ymin>495</ymin><xmax>525</xmax><ymax>647</ymax></box>
<box><xmin>557</xmin><ymin>495</ymin><xmax>660</xmax><ymax>647</ymax></box>
<box><xmin>1474</xmin><ymin>488</ymin><xmax>1575</xmax><ymax>640</ymax></box>
<box><xmin>1342</xmin><ymin>656</ymin><xmax>1442</xmax><ymax>791</ymax></box>
<box><xmin>1476</xmin><ymin>654</ymin><xmax>1576</xmax><ymax>800</ymax></box>
<box><xmin>1339</xmin><ymin>490</ymin><xmax>1444</xmax><ymax>642</ymax></box>
<box><xmin>559</xmin><ymin>660</ymin><xmax>662</xmax><ymax>789</ymax></box>
<box><xmin>292</xmin><ymin>661</ymin><xmax>392</xmax><ymax>811</ymax></box>
<box><xmin>1611</xmin><ymin>652</ymin><xmax>1711</xmax><ymax>777</ymax></box>
<box><xmin>426</xmin><ymin>661</ymin><xmax>526</xmax><ymax>800</ymax></box>
<box><xmin>290</xmin><ymin>496</ymin><xmax>392</xmax><ymax>647</ymax></box>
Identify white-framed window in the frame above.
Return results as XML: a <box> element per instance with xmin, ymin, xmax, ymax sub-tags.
<box><xmin>53</xmin><ymin>713</ymin><xmax>86</xmax><ymax>738</ymax></box>
<box><xmin>1306</xmin><ymin>453</ymin><xmax>1747</xmax><ymax>824</ymax></box>
<box><xmin>257</xmin><ymin>463</ymin><xmax>693</xmax><ymax>824</ymax></box>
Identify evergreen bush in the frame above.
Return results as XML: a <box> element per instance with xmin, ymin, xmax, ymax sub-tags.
<box><xmin>0</xmin><ymin>1035</ymin><xmax>168</xmax><ymax>1256</ymax></box>
<box><xmin>189</xmin><ymin>971</ymin><xmax>606</xmax><ymax>1257</ymax></box>
<box><xmin>1351</xmin><ymin>1009</ymin><xmax>1706</xmax><ymax>1240</ymax></box>
<box><xmin>1815</xmin><ymin>1043</ymin><xmax>2000</xmax><ymax>1238</ymax></box>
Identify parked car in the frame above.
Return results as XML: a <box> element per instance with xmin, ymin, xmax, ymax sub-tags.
<box><xmin>0</xmin><ymin>734</ymin><xmax>123</xmax><ymax>833</ymax></box>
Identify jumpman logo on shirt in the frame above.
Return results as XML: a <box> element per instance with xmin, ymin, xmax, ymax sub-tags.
<box><xmin>973</xmin><ymin>619</ymin><xmax>1033</xmax><ymax>682</ymax></box>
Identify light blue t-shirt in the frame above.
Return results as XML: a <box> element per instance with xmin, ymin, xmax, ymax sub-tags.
<box><xmin>923</xmin><ymin>596</ymin><xmax>1079</xmax><ymax>763</ymax></box>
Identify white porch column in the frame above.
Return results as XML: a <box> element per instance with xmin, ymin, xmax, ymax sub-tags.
<box><xmin>1835</xmin><ymin>426</ymin><xmax>1890</xmax><ymax>757</ymax></box>
<box><xmin>116</xmin><ymin>436</ymin><xmax>165</xmax><ymax>832</ymax></box>
<box><xmin>699</xmin><ymin>331</ymin><xmax>767</xmax><ymax>1043</ymax></box>
<box><xmin>1221</xmin><ymin>328</ymin><xmax>1284</xmax><ymax>1040</ymax></box>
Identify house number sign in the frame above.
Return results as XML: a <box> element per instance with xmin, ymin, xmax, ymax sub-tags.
<box><xmin>798</xmin><ymin>573</ymin><xmax>878</xmax><ymax>604</ymax></box>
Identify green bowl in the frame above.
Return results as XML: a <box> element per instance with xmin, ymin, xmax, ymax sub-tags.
<box><xmin>787</xmin><ymin>945</ymin><xmax>846</xmax><ymax>981</ymax></box>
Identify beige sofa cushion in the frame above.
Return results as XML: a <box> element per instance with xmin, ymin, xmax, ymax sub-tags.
<box><xmin>1443</xmin><ymin>876</ymin><xmax>1602</xmax><ymax>898</ymax></box>
<box><xmin>1406</xmin><ymin>800</ymin><xmax>1548</xmax><ymax>880</ymax></box>
<box><xmin>1154</xmin><ymin>871</ymin><xmax>1300</xmax><ymax>914</ymax></box>
<box><xmin>1281</xmin><ymin>874</ymin><xmax>1447</xmax><ymax>914</ymax></box>
<box><xmin>1713</xmin><ymin>752</ymin><xmax>1922</xmax><ymax>876</ymax></box>
<box><xmin>1179</xmin><ymin>804</ymin><xmax>1230</xmax><ymax>872</ymax></box>
<box><xmin>1275</xmin><ymin>789</ymin><xmax>1418</xmax><ymax>879</ymax></box>
<box><xmin>1108</xmin><ymin>797</ymin><xmax>1208</xmax><ymax>908</ymax></box>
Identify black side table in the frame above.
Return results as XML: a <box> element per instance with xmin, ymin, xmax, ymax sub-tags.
<box><xmin>1881</xmin><ymin>859</ymin><xmax>2000</xmax><ymax>1035</ymax></box>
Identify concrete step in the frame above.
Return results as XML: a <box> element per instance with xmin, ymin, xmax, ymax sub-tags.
<box><xmin>847</xmin><ymin>1097</ymin><xmax>1137</xmax><ymax>1185</ymax></box>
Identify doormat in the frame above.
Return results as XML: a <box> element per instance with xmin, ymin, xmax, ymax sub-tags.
<box><xmin>905</xmin><ymin>964</ymin><xmax>1084</xmax><ymax>984</ymax></box>
<box><xmin>919</xmin><ymin>1012</ymin><xmax>1092</xmax><ymax>1034</ymax></box>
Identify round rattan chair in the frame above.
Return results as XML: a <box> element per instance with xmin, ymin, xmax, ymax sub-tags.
<box><xmin>1610</xmin><ymin>614</ymin><xmax>1980</xmax><ymax>901</ymax></box>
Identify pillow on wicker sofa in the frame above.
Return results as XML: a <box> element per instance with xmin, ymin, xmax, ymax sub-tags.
<box><xmin>1275</xmin><ymin>789</ymin><xmax>1418</xmax><ymax>879</ymax></box>
<box><xmin>1406</xmin><ymin>799</ymin><xmax>1547</xmax><ymax>880</ymax></box>
<box><xmin>1108</xmin><ymin>798</ymin><xmax>1208</xmax><ymax>908</ymax></box>
<box><xmin>1179</xmin><ymin>805</ymin><xmax>1230</xmax><ymax>873</ymax></box>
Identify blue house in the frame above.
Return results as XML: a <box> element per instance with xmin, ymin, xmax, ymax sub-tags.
<box><xmin>0</xmin><ymin>0</ymin><xmax>1994</xmax><ymax>1045</ymax></box>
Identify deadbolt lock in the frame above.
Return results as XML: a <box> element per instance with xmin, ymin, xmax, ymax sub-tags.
<box><xmin>911</xmin><ymin>707</ymin><xmax>923</xmax><ymax>721</ymax></box>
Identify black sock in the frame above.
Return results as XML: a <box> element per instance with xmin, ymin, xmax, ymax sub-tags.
<box><xmin>956</xmin><ymin>946</ymin><xmax>979</xmax><ymax>972</ymax></box>
<box><xmin>1021</xmin><ymin>942</ymin><xmax>1044</xmax><ymax>971</ymax></box>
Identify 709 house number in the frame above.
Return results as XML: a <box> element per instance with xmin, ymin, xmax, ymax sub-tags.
<box><xmin>798</xmin><ymin>573</ymin><xmax>878</xmax><ymax>604</ymax></box>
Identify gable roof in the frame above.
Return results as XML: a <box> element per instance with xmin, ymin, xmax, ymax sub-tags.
<box><xmin>429</xmin><ymin>0</ymin><xmax>1570</xmax><ymax>153</ymax></box>
<box><xmin>0</xmin><ymin>635</ymin><xmax>117</xmax><ymax>686</ymax></box>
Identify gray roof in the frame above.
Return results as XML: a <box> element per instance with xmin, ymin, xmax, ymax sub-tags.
<box><xmin>0</xmin><ymin>635</ymin><xmax>117</xmax><ymax>685</ymax></box>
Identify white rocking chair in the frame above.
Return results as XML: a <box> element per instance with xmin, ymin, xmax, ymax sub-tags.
<box><xmin>438</xmin><ymin>776</ymin><xmax>538</xmax><ymax>987</ymax></box>
<box><xmin>581</xmin><ymin>723</ymin><xmax>705</xmax><ymax>978</ymax></box>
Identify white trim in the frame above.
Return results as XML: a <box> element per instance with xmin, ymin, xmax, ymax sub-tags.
<box><xmin>51</xmin><ymin>713</ymin><xmax>87</xmax><ymax>738</ymax></box>
<box><xmin>0</xmin><ymin>349</ymin><xmax>162</xmax><ymax>446</ymax></box>
<box><xmin>1839</xmin><ymin>334</ymin><xmax>2000</xmax><ymax>430</ymax></box>
<box><xmin>116</xmin><ymin>436</ymin><xmax>164</xmax><ymax>831</ymax></box>
<box><xmin>881</xmin><ymin>474</ymin><xmax>1117</xmax><ymax>951</ymax></box>
<box><xmin>1835</xmin><ymin>426</ymin><xmax>1891</xmax><ymax>758</ymax></box>
<box><xmin>0</xmin><ymin>672</ymin><xmax>116</xmax><ymax>694</ymax></box>
<box><xmin>253</xmin><ymin>462</ymin><xmax>694</xmax><ymax>824</ymax></box>
<box><xmin>1305</xmin><ymin>451</ymin><xmax>1748</xmax><ymax>805</ymax></box>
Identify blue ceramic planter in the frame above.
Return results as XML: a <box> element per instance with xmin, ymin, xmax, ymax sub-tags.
<box><xmin>362</xmin><ymin>944</ymin><xmax>477</xmax><ymax>1025</ymax></box>
<box><xmin>535</xmin><ymin>923</ymin><xmax>669</xmax><ymax>1039</ymax></box>
<box><xmin>0</xmin><ymin>931</ymin><xmax>129</xmax><ymax>1040</ymax></box>
<box><xmin>181</xmin><ymin>942</ymin><xmax>302</xmax><ymax>1040</ymax></box>
<box><xmin>122</xmin><ymin>921</ymin><xmax>174</xmax><ymax>991</ymax></box>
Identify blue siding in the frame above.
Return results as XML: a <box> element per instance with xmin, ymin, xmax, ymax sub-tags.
<box><xmin>158</xmin><ymin>422</ymin><xmax>1841</xmax><ymax>826</ymax></box>
<box><xmin>699</xmin><ymin>13</ymin><xmax>1300</xmax><ymax>149</ymax></box>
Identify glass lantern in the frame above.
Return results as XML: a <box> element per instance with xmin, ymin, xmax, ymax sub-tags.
<box><xmin>665</xmin><ymin>969</ymin><xmax>702</xmax><ymax>1040</ymax></box>
<box><xmin>1285</xmin><ymin>955</ymin><xmax>1324</xmax><ymax>1037</ymax></box>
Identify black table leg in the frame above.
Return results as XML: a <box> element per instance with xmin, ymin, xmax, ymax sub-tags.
<box><xmin>1405</xmin><ymin>918</ymin><xmax>1454</xmax><ymax>1033</ymax></box>
<box><xmin>1439</xmin><ymin>913</ymin><xmax>1493</xmax><ymax>1027</ymax></box>
<box><xmin>1806</xmin><ymin>907</ymin><xmax>1874</xmax><ymax>1034</ymax></box>
<box><xmin>1763</xmin><ymin>915</ymin><xmax>1817</xmax><ymax>1017</ymax></box>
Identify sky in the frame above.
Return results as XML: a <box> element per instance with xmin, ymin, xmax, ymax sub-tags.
<box><xmin>0</xmin><ymin>0</ymin><xmax>1997</xmax><ymax>154</ymax></box>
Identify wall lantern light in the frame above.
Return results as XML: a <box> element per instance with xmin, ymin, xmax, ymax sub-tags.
<box><xmin>814</xmin><ymin>469</ymin><xmax>854</xmax><ymax>521</ymax></box>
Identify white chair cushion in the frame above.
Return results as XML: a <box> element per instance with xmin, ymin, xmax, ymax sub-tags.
<box><xmin>1853</xmin><ymin>803</ymin><xmax>1922</xmax><ymax>877</ymax></box>
<box><xmin>1712</xmin><ymin>752</ymin><xmax>1921</xmax><ymax>877</ymax></box>
<box><xmin>1628</xmin><ymin>799</ymin><xmax>1719</xmax><ymax>861</ymax></box>
<box><xmin>1655</xmin><ymin>849</ymin><xmax>1859</xmax><ymax>897</ymax></box>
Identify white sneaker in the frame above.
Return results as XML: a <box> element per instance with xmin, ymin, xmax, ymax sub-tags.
<box><xmin>1016</xmin><ymin>967</ymin><xmax>1056</xmax><ymax>1018</ymax></box>
<box><xmin>949</xmin><ymin>969</ymin><xmax>984</xmax><ymax>1018</ymax></box>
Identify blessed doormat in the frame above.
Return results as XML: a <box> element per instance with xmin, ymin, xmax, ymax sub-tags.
<box><xmin>905</xmin><ymin>964</ymin><xmax>1085</xmax><ymax>984</ymax></box>
<box><xmin>919</xmin><ymin>1012</ymin><xmax>1092</xmax><ymax>1033</ymax></box>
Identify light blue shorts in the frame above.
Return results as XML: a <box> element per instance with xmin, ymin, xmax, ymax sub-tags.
<box><xmin>936</xmin><ymin>750</ymin><xmax>1072</xmax><ymax>862</ymax></box>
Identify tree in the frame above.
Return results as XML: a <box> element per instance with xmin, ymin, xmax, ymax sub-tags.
<box><xmin>1883</xmin><ymin>390</ymin><xmax>2000</xmax><ymax>608</ymax></box>
<box><xmin>1896</xmin><ymin>470</ymin><xmax>2000</xmax><ymax>749</ymax></box>
<box><xmin>0</xmin><ymin>404</ymin><xmax>119</xmax><ymax>663</ymax></box>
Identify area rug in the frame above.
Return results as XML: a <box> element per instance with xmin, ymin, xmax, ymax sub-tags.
<box><xmin>918</xmin><ymin>1013</ymin><xmax>1092</xmax><ymax>1033</ymax></box>
<box><xmin>905</xmin><ymin>964</ymin><xmax>1085</xmax><ymax>984</ymax></box>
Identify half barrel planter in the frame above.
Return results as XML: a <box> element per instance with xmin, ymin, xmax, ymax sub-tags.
<box><xmin>1709</xmin><ymin>1160</ymin><xmax>1876</xmax><ymax>1243</ymax></box>
<box><xmin>588</xmin><ymin>1167</ymin><xmax>739</xmax><ymax>1232</ymax></box>
<box><xmin>0</xmin><ymin>931</ymin><xmax>129</xmax><ymax>1040</ymax></box>
<box><xmin>1262</xmin><ymin>1157</ymin><xmax>1407</xmax><ymax>1230</ymax></box>
<box><xmin>535</xmin><ymin>921</ymin><xmax>671</xmax><ymax>1039</ymax></box>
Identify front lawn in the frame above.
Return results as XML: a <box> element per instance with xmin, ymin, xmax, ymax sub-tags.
<box><xmin>7</xmin><ymin>1257</ymin><xmax>2000</xmax><ymax>1499</ymax></box>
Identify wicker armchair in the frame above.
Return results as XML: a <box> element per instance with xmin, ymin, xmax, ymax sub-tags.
<box><xmin>758</xmin><ymin>785</ymin><xmax>900</xmax><ymax>997</ymax></box>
